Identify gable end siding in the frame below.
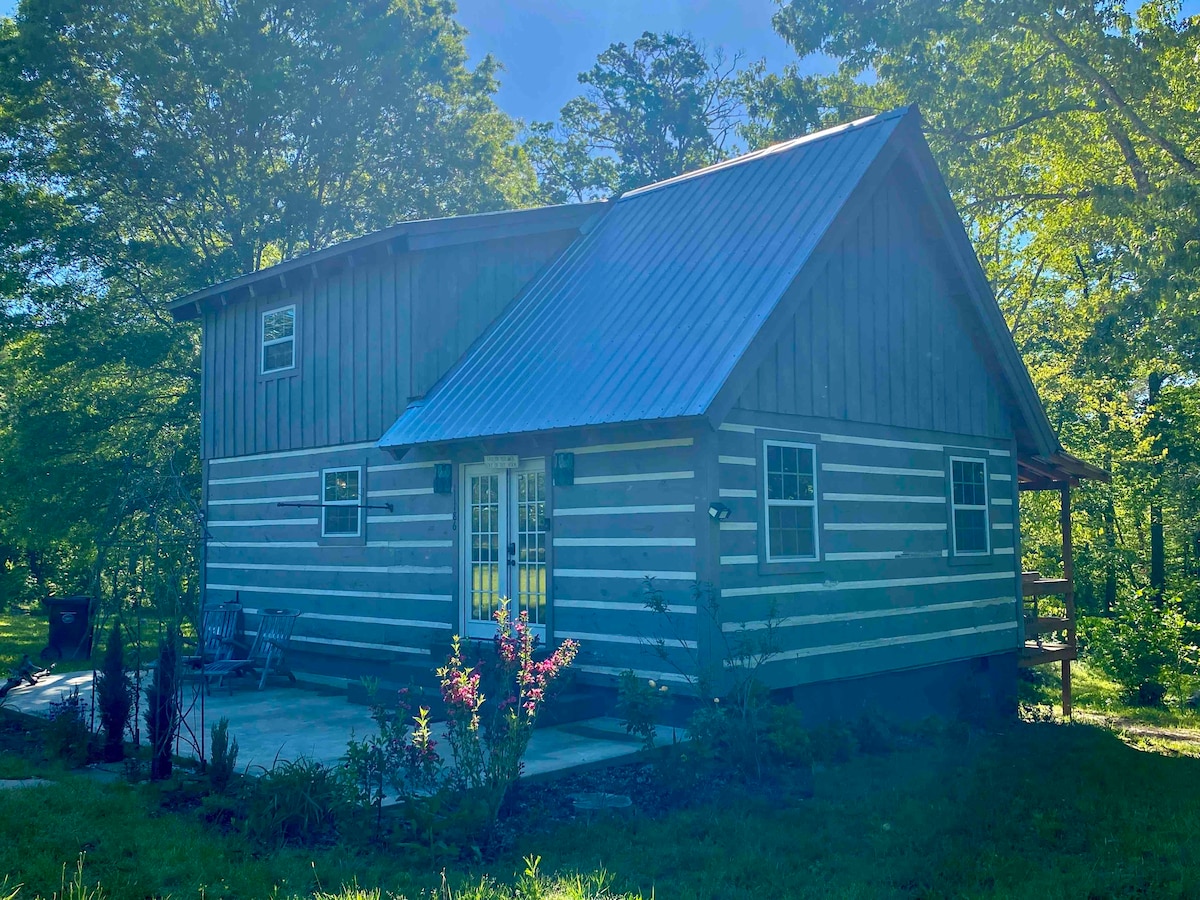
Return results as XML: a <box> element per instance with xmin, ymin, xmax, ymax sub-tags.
<box><xmin>734</xmin><ymin>164</ymin><xmax>1013</xmax><ymax>441</ymax></box>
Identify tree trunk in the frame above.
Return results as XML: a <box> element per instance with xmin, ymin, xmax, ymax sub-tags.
<box><xmin>1104</xmin><ymin>496</ymin><xmax>1118</xmax><ymax>613</ymax></box>
<box><xmin>1148</xmin><ymin>371</ymin><xmax>1166</xmax><ymax>604</ymax></box>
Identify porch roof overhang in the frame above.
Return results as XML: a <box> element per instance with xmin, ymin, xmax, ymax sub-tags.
<box><xmin>1017</xmin><ymin>451</ymin><xmax>1110</xmax><ymax>491</ymax></box>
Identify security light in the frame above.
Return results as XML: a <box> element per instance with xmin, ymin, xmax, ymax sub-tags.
<box><xmin>708</xmin><ymin>502</ymin><xmax>731</xmax><ymax>521</ymax></box>
<box><xmin>552</xmin><ymin>452</ymin><xmax>575</xmax><ymax>487</ymax></box>
<box><xmin>433</xmin><ymin>462</ymin><xmax>453</xmax><ymax>495</ymax></box>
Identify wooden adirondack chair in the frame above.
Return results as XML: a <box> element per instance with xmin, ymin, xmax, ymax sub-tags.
<box><xmin>184</xmin><ymin>603</ymin><xmax>241</xmax><ymax>669</ymax></box>
<box><xmin>203</xmin><ymin>608</ymin><xmax>300</xmax><ymax>690</ymax></box>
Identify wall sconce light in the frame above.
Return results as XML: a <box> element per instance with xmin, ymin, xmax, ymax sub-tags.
<box><xmin>552</xmin><ymin>452</ymin><xmax>575</xmax><ymax>487</ymax></box>
<box><xmin>433</xmin><ymin>462</ymin><xmax>453</xmax><ymax>495</ymax></box>
<box><xmin>708</xmin><ymin>502</ymin><xmax>731</xmax><ymax>521</ymax></box>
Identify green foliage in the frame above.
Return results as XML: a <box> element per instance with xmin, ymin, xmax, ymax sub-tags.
<box><xmin>242</xmin><ymin>757</ymin><xmax>361</xmax><ymax>850</ymax></box>
<box><xmin>1084</xmin><ymin>591</ymin><xmax>1191</xmax><ymax>704</ymax></box>
<box><xmin>207</xmin><ymin>717</ymin><xmax>239</xmax><ymax>795</ymax></box>
<box><xmin>144</xmin><ymin>634</ymin><xmax>179</xmax><ymax>780</ymax></box>
<box><xmin>809</xmin><ymin>721</ymin><xmax>857</xmax><ymax>766</ymax></box>
<box><xmin>44</xmin><ymin>688</ymin><xmax>90</xmax><ymax>768</ymax></box>
<box><xmin>94</xmin><ymin>623</ymin><xmax>130</xmax><ymax>763</ymax></box>
<box><xmin>615</xmin><ymin>670</ymin><xmax>666</xmax><ymax>752</ymax></box>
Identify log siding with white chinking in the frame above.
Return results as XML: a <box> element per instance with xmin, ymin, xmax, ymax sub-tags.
<box><xmin>712</xmin><ymin>413</ymin><xmax>1020</xmax><ymax>689</ymax></box>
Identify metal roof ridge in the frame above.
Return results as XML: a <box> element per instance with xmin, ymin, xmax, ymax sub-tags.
<box><xmin>618</xmin><ymin>106</ymin><xmax>912</xmax><ymax>202</ymax></box>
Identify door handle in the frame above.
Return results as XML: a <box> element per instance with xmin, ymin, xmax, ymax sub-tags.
<box><xmin>507</xmin><ymin>542</ymin><xmax>516</xmax><ymax>566</ymax></box>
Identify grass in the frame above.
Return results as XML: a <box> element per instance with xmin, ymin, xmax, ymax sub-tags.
<box><xmin>0</xmin><ymin>609</ymin><xmax>95</xmax><ymax>676</ymax></box>
<box><xmin>3</xmin><ymin>719</ymin><xmax>1200</xmax><ymax>898</ymax></box>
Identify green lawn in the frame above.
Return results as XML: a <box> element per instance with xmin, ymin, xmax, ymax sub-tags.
<box><xmin>0</xmin><ymin>609</ymin><xmax>96</xmax><ymax>676</ymax></box>
<box><xmin>2</xmin><ymin>718</ymin><xmax>1200</xmax><ymax>899</ymax></box>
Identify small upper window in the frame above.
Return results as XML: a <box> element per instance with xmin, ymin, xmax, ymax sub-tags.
<box><xmin>764</xmin><ymin>441</ymin><xmax>819</xmax><ymax>561</ymax></box>
<box><xmin>950</xmin><ymin>457</ymin><xmax>989</xmax><ymax>555</ymax></box>
<box><xmin>322</xmin><ymin>467</ymin><xmax>361</xmax><ymax>537</ymax></box>
<box><xmin>262</xmin><ymin>305</ymin><xmax>296</xmax><ymax>374</ymax></box>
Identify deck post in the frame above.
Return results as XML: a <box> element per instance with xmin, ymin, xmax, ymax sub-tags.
<box><xmin>1060</xmin><ymin>483</ymin><xmax>1074</xmax><ymax>717</ymax></box>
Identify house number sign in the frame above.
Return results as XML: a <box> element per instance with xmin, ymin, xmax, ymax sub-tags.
<box><xmin>484</xmin><ymin>454</ymin><xmax>519</xmax><ymax>469</ymax></box>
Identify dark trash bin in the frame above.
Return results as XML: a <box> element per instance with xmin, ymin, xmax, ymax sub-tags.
<box><xmin>42</xmin><ymin>596</ymin><xmax>94</xmax><ymax>661</ymax></box>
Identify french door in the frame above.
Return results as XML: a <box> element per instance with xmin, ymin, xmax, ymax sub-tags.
<box><xmin>462</xmin><ymin>460</ymin><xmax>548</xmax><ymax>639</ymax></box>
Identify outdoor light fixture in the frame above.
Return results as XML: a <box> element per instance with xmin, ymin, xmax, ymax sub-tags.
<box><xmin>552</xmin><ymin>451</ymin><xmax>575</xmax><ymax>487</ymax></box>
<box><xmin>433</xmin><ymin>462</ymin><xmax>453</xmax><ymax>495</ymax></box>
<box><xmin>708</xmin><ymin>502</ymin><xmax>731</xmax><ymax>521</ymax></box>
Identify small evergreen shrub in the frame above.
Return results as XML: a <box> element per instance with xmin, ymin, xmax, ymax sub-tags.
<box><xmin>145</xmin><ymin>633</ymin><xmax>180</xmax><ymax>780</ymax></box>
<box><xmin>208</xmin><ymin>717</ymin><xmax>239</xmax><ymax>794</ymax></box>
<box><xmin>46</xmin><ymin>687</ymin><xmax>91</xmax><ymax>767</ymax></box>
<box><xmin>615</xmin><ymin>670</ymin><xmax>666</xmax><ymax>751</ymax></box>
<box><xmin>95</xmin><ymin>622</ymin><xmax>132</xmax><ymax>763</ymax></box>
<box><xmin>244</xmin><ymin>757</ymin><xmax>360</xmax><ymax>848</ymax></box>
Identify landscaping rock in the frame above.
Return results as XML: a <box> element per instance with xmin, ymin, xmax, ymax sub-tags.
<box><xmin>0</xmin><ymin>778</ymin><xmax>52</xmax><ymax>790</ymax></box>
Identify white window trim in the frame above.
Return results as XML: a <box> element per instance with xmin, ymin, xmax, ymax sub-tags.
<box><xmin>261</xmin><ymin>304</ymin><xmax>297</xmax><ymax>375</ymax></box>
<box><xmin>949</xmin><ymin>456</ymin><xmax>990</xmax><ymax>556</ymax></box>
<box><xmin>321</xmin><ymin>466</ymin><xmax>362</xmax><ymax>538</ymax></box>
<box><xmin>762</xmin><ymin>439</ymin><xmax>820</xmax><ymax>563</ymax></box>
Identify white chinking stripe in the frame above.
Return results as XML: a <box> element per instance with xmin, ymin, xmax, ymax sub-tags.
<box><xmin>208</xmin><ymin>440</ymin><xmax>380</xmax><ymax>466</ymax></box>
<box><xmin>717</xmin><ymin>423</ymin><xmax>757</xmax><ymax>434</ymax></box>
<box><xmin>991</xmin><ymin>498</ymin><xmax>1013</xmax><ymax>506</ymax></box>
<box><xmin>368</xmin><ymin>460</ymin><xmax>449</xmax><ymax>473</ymax></box>
<box><xmin>575</xmin><ymin>665</ymin><xmax>692</xmax><ymax>683</ymax></box>
<box><xmin>762</xmin><ymin>621</ymin><xmax>1018</xmax><ymax>664</ymax></box>
<box><xmin>992</xmin><ymin>523</ymin><xmax>1013</xmax><ymax>531</ymax></box>
<box><xmin>553</xmin><ymin>537</ymin><xmax>695</xmax><ymax>547</ymax></box>
<box><xmin>718</xmin><ymin>423</ymin><xmax>1011</xmax><ymax>458</ymax></box>
<box><xmin>721</xmin><ymin>569</ymin><xmax>1014</xmax><ymax>598</ymax></box>
<box><xmin>368</xmin><ymin>487</ymin><xmax>434</xmax><ymax>498</ymax></box>
<box><xmin>821</xmin><ymin>463</ymin><xmax>944</xmax><ymax>478</ymax></box>
<box><xmin>573</xmin><ymin>471</ymin><xmax>694</xmax><ymax>484</ymax></box>
<box><xmin>720</xmin><ymin>555</ymin><xmax>757</xmax><ymax>566</ymax></box>
<box><xmin>207</xmin><ymin>583</ymin><xmax>451</xmax><ymax>602</ymax></box>
<box><xmin>289</xmin><ymin>635</ymin><xmax>430</xmax><ymax>656</ymax></box>
<box><xmin>719</xmin><ymin>489</ymin><xmax>757</xmax><ymax>498</ymax></box>
<box><xmin>988</xmin><ymin>448</ymin><xmax>1012</xmax><ymax>457</ymax></box>
<box><xmin>367</xmin><ymin>513</ymin><xmax>454</xmax><ymax>524</ymax></box>
<box><xmin>990</xmin><ymin>473</ymin><xmax>1012</xmax><ymax>481</ymax></box>
<box><xmin>367</xmin><ymin>540</ymin><xmax>454</xmax><ymax>549</ymax></box>
<box><xmin>209</xmin><ymin>471</ymin><xmax>317</xmax><ymax>486</ymax></box>
<box><xmin>993</xmin><ymin>547</ymin><xmax>1015</xmax><ymax>555</ymax></box>
<box><xmin>823</xmin><ymin>493</ymin><xmax>945</xmax><ymax>504</ymax></box>
<box><xmin>819</xmin><ymin>433</ymin><xmax>943</xmax><ymax>452</ymax></box>
<box><xmin>560</xmin><ymin>438</ymin><xmax>693</xmax><ymax>455</ymax></box>
<box><xmin>719</xmin><ymin>455</ymin><xmax>757</xmax><ymax>466</ymax></box>
<box><xmin>824</xmin><ymin>550</ymin><xmax>949</xmax><ymax>561</ymax></box>
<box><xmin>554</xmin><ymin>504</ymin><xmax>694</xmax><ymax>517</ymax></box>
<box><xmin>208</xmin><ymin>494</ymin><xmax>318</xmax><ymax>507</ymax></box>
<box><xmin>207</xmin><ymin>562</ymin><xmax>452</xmax><ymax>575</ymax></box>
<box><xmin>725</xmin><ymin>596</ymin><xmax>1016</xmax><ymax>632</ymax></box>
<box><xmin>556</xmin><ymin>631</ymin><xmax>699</xmax><ymax>650</ymax></box>
<box><xmin>206</xmin><ymin>541</ymin><xmax>320</xmax><ymax>549</ymax></box>
<box><xmin>720</xmin><ymin>521</ymin><xmax>757</xmax><ymax>531</ymax></box>
<box><xmin>554</xmin><ymin>599</ymin><xmax>697</xmax><ymax>615</ymax></box>
<box><xmin>241</xmin><ymin>607</ymin><xmax>451</xmax><ymax>631</ymax></box>
<box><xmin>824</xmin><ymin>522</ymin><xmax>946</xmax><ymax>532</ymax></box>
<box><xmin>554</xmin><ymin>568</ymin><xmax>696</xmax><ymax>581</ymax></box>
<box><xmin>207</xmin><ymin>518</ymin><xmax>319</xmax><ymax>528</ymax></box>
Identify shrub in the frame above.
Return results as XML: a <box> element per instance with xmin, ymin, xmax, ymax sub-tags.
<box><xmin>1084</xmin><ymin>591</ymin><xmax>1189</xmax><ymax>705</ymax></box>
<box><xmin>95</xmin><ymin>622</ymin><xmax>132</xmax><ymax>763</ymax></box>
<box><xmin>243</xmin><ymin>757</ymin><xmax>360</xmax><ymax>848</ymax></box>
<box><xmin>46</xmin><ymin>687</ymin><xmax>91</xmax><ymax>767</ymax></box>
<box><xmin>208</xmin><ymin>717</ymin><xmax>239</xmax><ymax>794</ymax></box>
<box><xmin>809</xmin><ymin>721</ymin><xmax>857</xmax><ymax>765</ymax></box>
<box><xmin>145</xmin><ymin>633</ymin><xmax>180</xmax><ymax>780</ymax></box>
<box><xmin>615</xmin><ymin>670</ymin><xmax>666</xmax><ymax>751</ymax></box>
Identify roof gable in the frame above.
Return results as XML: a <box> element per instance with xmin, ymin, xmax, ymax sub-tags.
<box><xmin>379</xmin><ymin>107</ymin><xmax>1060</xmax><ymax>459</ymax></box>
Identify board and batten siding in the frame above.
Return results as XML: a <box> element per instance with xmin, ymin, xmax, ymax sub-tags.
<box><xmin>204</xmin><ymin>443</ymin><xmax>456</xmax><ymax>669</ymax></box>
<box><xmin>200</xmin><ymin>231</ymin><xmax>577</xmax><ymax>461</ymax></box>
<box><xmin>714</xmin><ymin>411</ymin><xmax>1021</xmax><ymax>689</ymax></box>
<box><xmin>735</xmin><ymin>165</ymin><xmax>1012</xmax><ymax>442</ymax></box>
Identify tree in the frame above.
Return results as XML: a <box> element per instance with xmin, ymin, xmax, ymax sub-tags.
<box><xmin>763</xmin><ymin>0</ymin><xmax>1200</xmax><ymax>605</ymax></box>
<box><xmin>526</xmin><ymin>32</ymin><xmax>745</xmax><ymax>199</ymax></box>
<box><xmin>0</xmin><ymin>0</ymin><xmax>535</xmax><ymax>607</ymax></box>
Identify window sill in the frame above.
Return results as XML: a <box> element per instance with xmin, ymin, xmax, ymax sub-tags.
<box><xmin>947</xmin><ymin>553</ymin><xmax>994</xmax><ymax>568</ymax></box>
<box><xmin>757</xmin><ymin>558</ymin><xmax>825</xmax><ymax>578</ymax></box>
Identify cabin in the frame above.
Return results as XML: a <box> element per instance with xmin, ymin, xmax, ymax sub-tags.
<box><xmin>170</xmin><ymin>107</ymin><xmax>1106</xmax><ymax>718</ymax></box>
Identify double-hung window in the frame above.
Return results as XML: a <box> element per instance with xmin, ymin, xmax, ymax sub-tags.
<box><xmin>261</xmin><ymin>305</ymin><xmax>296</xmax><ymax>374</ymax></box>
<box><xmin>322</xmin><ymin>467</ymin><xmax>362</xmax><ymax>537</ymax></box>
<box><xmin>763</xmin><ymin>441</ymin><xmax>819</xmax><ymax>561</ymax></box>
<box><xmin>949</xmin><ymin>457</ymin><xmax>989</xmax><ymax>555</ymax></box>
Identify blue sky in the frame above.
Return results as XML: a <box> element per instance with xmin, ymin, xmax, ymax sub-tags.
<box><xmin>1</xmin><ymin>0</ymin><xmax>1198</xmax><ymax>124</ymax></box>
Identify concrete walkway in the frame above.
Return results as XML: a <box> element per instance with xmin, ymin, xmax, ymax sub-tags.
<box><xmin>0</xmin><ymin>671</ymin><xmax>647</xmax><ymax>779</ymax></box>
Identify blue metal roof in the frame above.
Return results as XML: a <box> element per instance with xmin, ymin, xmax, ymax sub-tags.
<box><xmin>379</xmin><ymin>108</ymin><xmax>912</xmax><ymax>450</ymax></box>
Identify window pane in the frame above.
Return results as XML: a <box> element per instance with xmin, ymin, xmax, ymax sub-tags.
<box><xmin>263</xmin><ymin>339</ymin><xmax>294</xmax><ymax>372</ymax></box>
<box><xmin>324</xmin><ymin>505</ymin><xmax>358</xmax><ymax>535</ymax></box>
<box><xmin>768</xmin><ymin>505</ymin><xmax>815</xmax><ymax>559</ymax></box>
<box><xmin>955</xmin><ymin>508</ymin><xmax>988</xmax><ymax>553</ymax></box>
<box><xmin>952</xmin><ymin>460</ymin><xmax>986</xmax><ymax>506</ymax></box>
<box><xmin>324</xmin><ymin>469</ymin><xmax>359</xmax><ymax>502</ymax></box>
<box><xmin>263</xmin><ymin>308</ymin><xmax>295</xmax><ymax>341</ymax></box>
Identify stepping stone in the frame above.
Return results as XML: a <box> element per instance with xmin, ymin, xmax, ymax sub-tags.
<box><xmin>0</xmin><ymin>778</ymin><xmax>52</xmax><ymax>790</ymax></box>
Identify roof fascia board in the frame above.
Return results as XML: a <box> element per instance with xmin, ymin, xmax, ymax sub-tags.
<box><xmin>897</xmin><ymin>139</ymin><xmax>1060</xmax><ymax>458</ymax></box>
<box><xmin>168</xmin><ymin>202</ymin><xmax>606</xmax><ymax>321</ymax></box>
<box><xmin>704</xmin><ymin>119</ymin><xmax>913</xmax><ymax>428</ymax></box>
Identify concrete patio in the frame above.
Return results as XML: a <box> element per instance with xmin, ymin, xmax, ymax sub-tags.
<box><xmin>0</xmin><ymin>671</ymin><xmax>651</xmax><ymax>780</ymax></box>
